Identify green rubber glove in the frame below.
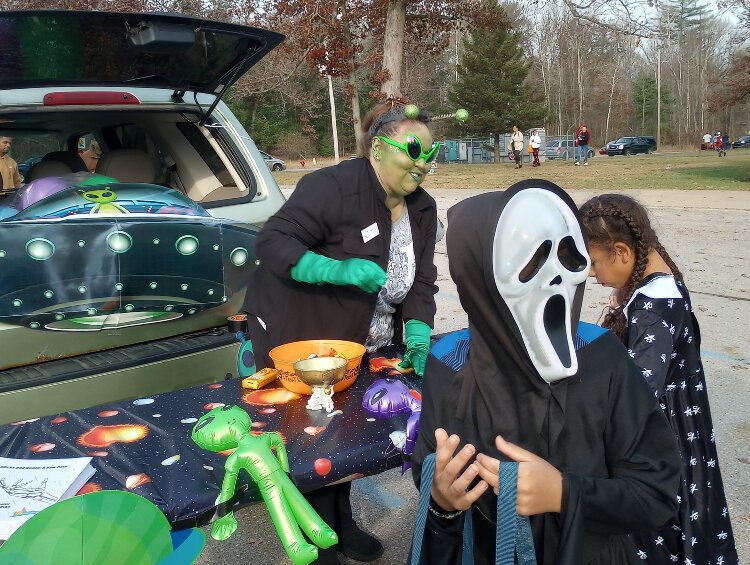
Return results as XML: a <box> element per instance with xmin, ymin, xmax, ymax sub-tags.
<box><xmin>399</xmin><ymin>319</ymin><xmax>431</xmax><ymax>376</ymax></box>
<box><xmin>290</xmin><ymin>251</ymin><xmax>387</xmax><ymax>294</ymax></box>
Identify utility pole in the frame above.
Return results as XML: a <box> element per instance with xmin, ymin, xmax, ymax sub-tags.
<box><xmin>327</xmin><ymin>75</ymin><xmax>340</xmax><ymax>164</ymax></box>
<box><xmin>657</xmin><ymin>39</ymin><xmax>661</xmax><ymax>150</ymax></box>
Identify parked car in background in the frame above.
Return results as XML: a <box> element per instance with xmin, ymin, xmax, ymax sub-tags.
<box><xmin>731</xmin><ymin>135</ymin><xmax>750</xmax><ymax>149</ymax></box>
<box><xmin>260</xmin><ymin>151</ymin><xmax>286</xmax><ymax>171</ymax></box>
<box><xmin>606</xmin><ymin>136</ymin><xmax>657</xmax><ymax>156</ymax></box>
<box><xmin>544</xmin><ymin>138</ymin><xmax>595</xmax><ymax>161</ymax></box>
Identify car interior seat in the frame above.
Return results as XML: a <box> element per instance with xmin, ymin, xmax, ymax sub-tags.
<box><xmin>25</xmin><ymin>159</ymin><xmax>72</xmax><ymax>182</ymax></box>
<box><xmin>96</xmin><ymin>149</ymin><xmax>157</xmax><ymax>183</ymax></box>
<box><xmin>43</xmin><ymin>151</ymin><xmax>88</xmax><ymax>173</ymax></box>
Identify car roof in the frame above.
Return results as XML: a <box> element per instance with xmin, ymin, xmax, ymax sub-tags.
<box><xmin>0</xmin><ymin>11</ymin><xmax>284</xmax><ymax>96</ymax></box>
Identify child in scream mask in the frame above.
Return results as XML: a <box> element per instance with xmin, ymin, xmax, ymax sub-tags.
<box><xmin>411</xmin><ymin>180</ymin><xmax>681</xmax><ymax>565</ymax></box>
<box><xmin>581</xmin><ymin>194</ymin><xmax>738</xmax><ymax>565</ymax></box>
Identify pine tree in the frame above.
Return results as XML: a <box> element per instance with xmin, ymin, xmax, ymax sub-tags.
<box><xmin>633</xmin><ymin>73</ymin><xmax>673</xmax><ymax>136</ymax></box>
<box><xmin>450</xmin><ymin>2</ymin><xmax>546</xmax><ymax>163</ymax></box>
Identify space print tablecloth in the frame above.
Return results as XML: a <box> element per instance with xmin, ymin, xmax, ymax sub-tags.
<box><xmin>0</xmin><ymin>345</ymin><xmax>421</xmax><ymax>528</ymax></box>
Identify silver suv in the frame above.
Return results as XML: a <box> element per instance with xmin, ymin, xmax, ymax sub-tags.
<box><xmin>259</xmin><ymin>151</ymin><xmax>287</xmax><ymax>171</ymax></box>
<box><xmin>0</xmin><ymin>11</ymin><xmax>287</xmax><ymax>423</ymax></box>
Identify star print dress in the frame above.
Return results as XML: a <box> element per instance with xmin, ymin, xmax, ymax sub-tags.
<box><xmin>625</xmin><ymin>273</ymin><xmax>738</xmax><ymax>565</ymax></box>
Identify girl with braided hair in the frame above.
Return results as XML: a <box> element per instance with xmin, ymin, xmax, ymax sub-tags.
<box><xmin>580</xmin><ymin>194</ymin><xmax>738</xmax><ymax>565</ymax></box>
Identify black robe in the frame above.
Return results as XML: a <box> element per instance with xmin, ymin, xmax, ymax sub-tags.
<box><xmin>413</xmin><ymin>325</ymin><xmax>682</xmax><ymax>565</ymax></box>
<box><xmin>411</xmin><ymin>181</ymin><xmax>681</xmax><ymax>565</ymax></box>
<box><xmin>625</xmin><ymin>273</ymin><xmax>738</xmax><ymax>564</ymax></box>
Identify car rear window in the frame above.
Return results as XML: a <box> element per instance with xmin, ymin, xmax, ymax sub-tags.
<box><xmin>1</xmin><ymin>133</ymin><xmax>60</xmax><ymax>165</ymax></box>
<box><xmin>176</xmin><ymin>122</ymin><xmax>235</xmax><ymax>187</ymax></box>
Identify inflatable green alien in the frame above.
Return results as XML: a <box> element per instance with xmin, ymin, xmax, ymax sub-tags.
<box><xmin>191</xmin><ymin>405</ymin><xmax>337</xmax><ymax>565</ymax></box>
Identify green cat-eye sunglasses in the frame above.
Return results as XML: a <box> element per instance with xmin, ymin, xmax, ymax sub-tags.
<box><xmin>377</xmin><ymin>134</ymin><xmax>440</xmax><ymax>163</ymax></box>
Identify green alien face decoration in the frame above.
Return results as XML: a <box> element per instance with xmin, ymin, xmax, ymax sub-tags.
<box><xmin>191</xmin><ymin>405</ymin><xmax>252</xmax><ymax>452</ymax></box>
<box><xmin>77</xmin><ymin>187</ymin><xmax>119</xmax><ymax>204</ymax></box>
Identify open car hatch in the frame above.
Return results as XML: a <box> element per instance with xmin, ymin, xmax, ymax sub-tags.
<box><xmin>0</xmin><ymin>11</ymin><xmax>284</xmax><ymax>98</ymax></box>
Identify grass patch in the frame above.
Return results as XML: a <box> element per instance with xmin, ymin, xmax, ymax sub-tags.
<box><xmin>273</xmin><ymin>151</ymin><xmax>750</xmax><ymax>190</ymax></box>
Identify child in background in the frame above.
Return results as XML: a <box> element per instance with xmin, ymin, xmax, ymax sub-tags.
<box><xmin>581</xmin><ymin>193</ymin><xmax>738</xmax><ymax>565</ymax></box>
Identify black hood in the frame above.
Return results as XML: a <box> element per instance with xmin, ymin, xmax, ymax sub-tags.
<box><xmin>445</xmin><ymin>179</ymin><xmax>587</xmax><ymax>458</ymax></box>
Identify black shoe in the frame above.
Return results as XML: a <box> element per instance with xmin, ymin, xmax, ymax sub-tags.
<box><xmin>314</xmin><ymin>546</ymin><xmax>343</xmax><ymax>565</ymax></box>
<box><xmin>338</xmin><ymin>525</ymin><xmax>384</xmax><ymax>561</ymax></box>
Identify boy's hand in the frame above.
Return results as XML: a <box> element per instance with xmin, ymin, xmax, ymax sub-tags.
<box><xmin>475</xmin><ymin>435</ymin><xmax>562</xmax><ymax>516</ymax></box>
<box><xmin>430</xmin><ymin>428</ymin><xmax>488</xmax><ymax>512</ymax></box>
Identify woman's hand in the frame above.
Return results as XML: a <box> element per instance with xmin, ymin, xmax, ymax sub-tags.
<box><xmin>475</xmin><ymin>435</ymin><xmax>563</xmax><ymax>516</ymax></box>
<box><xmin>291</xmin><ymin>252</ymin><xmax>386</xmax><ymax>293</ymax></box>
<box><xmin>430</xmin><ymin>428</ymin><xmax>488</xmax><ymax>512</ymax></box>
<box><xmin>329</xmin><ymin>258</ymin><xmax>387</xmax><ymax>293</ymax></box>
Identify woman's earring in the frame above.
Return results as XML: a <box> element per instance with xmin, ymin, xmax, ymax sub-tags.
<box><xmin>374</xmin><ymin>151</ymin><xmax>381</xmax><ymax>160</ymax></box>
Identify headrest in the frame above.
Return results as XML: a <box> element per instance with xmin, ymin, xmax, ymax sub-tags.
<box><xmin>96</xmin><ymin>149</ymin><xmax>156</xmax><ymax>183</ymax></box>
<box><xmin>43</xmin><ymin>151</ymin><xmax>88</xmax><ymax>173</ymax></box>
<box><xmin>25</xmin><ymin>160</ymin><xmax>72</xmax><ymax>182</ymax></box>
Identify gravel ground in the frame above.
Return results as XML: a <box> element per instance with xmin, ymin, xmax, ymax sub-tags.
<box><xmin>196</xmin><ymin>188</ymin><xmax>750</xmax><ymax>564</ymax></box>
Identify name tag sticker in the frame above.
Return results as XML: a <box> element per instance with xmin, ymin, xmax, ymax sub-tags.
<box><xmin>361</xmin><ymin>223</ymin><xmax>380</xmax><ymax>243</ymax></box>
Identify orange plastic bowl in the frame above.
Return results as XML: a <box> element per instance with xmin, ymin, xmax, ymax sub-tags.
<box><xmin>269</xmin><ymin>340</ymin><xmax>366</xmax><ymax>395</ymax></box>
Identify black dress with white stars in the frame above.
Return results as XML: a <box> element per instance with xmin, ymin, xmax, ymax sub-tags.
<box><xmin>625</xmin><ymin>273</ymin><xmax>738</xmax><ymax>565</ymax></box>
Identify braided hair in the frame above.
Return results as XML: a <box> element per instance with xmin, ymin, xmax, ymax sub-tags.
<box><xmin>580</xmin><ymin>194</ymin><xmax>683</xmax><ymax>342</ymax></box>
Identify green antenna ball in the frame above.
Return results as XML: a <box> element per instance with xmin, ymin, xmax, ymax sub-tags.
<box><xmin>455</xmin><ymin>108</ymin><xmax>469</xmax><ymax>122</ymax></box>
<box><xmin>404</xmin><ymin>104</ymin><xmax>420</xmax><ymax>119</ymax></box>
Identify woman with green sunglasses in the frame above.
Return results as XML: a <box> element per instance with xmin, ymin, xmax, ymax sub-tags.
<box><xmin>243</xmin><ymin>98</ymin><xmax>439</xmax><ymax>564</ymax></box>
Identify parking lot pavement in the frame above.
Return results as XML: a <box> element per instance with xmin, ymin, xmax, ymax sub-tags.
<box><xmin>197</xmin><ymin>188</ymin><xmax>749</xmax><ymax>564</ymax></box>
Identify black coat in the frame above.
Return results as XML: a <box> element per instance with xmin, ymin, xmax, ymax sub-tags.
<box><xmin>243</xmin><ymin>158</ymin><xmax>438</xmax><ymax>364</ymax></box>
<box><xmin>413</xmin><ymin>328</ymin><xmax>682</xmax><ymax>565</ymax></box>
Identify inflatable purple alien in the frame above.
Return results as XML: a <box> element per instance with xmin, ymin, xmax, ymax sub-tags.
<box><xmin>362</xmin><ymin>378</ymin><xmax>421</xmax><ymax>473</ymax></box>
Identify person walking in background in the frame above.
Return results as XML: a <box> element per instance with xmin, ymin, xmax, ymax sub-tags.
<box><xmin>581</xmin><ymin>194</ymin><xmax>739</xmax><ymax>565</ymax></box>
<box><xmin>702</xmin><ymin>131</ymin><xmax>712</xmax><ymax>151</ymax></box>
<box><xmin>529</xmin><ymin>129</ymin><xmax>541</xmax><ymax>167</ymax></box>
<box><xmin>722</xmin><ymin>131</ymin><xmax>730</xmax><ymax>156</ymax></box>
<box><xmin>511</xmin><ymin>125</ymin><xmax>524</xmax><ymax>169</ymax></box>
<box><xmin>714</xmin><ymin>132</ymin><xmax>724</xmax><ymax>157</ymax></box>
<box><xmin>575</xmin><ymin>125</ymin><xmax>590</xmax><ymax>165</ymax></box>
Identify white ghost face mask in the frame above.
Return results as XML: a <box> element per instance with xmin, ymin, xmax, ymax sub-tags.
<box><xmin>492</xmin><ymin>188</ymin><xmax>590</xmax><ymax>383</ymax></box>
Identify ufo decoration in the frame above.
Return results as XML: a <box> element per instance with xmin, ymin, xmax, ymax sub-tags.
<box><xmin>0</xmin><ymin>183</ymin><xmax>258</xmax><ymax>331</ymax></box>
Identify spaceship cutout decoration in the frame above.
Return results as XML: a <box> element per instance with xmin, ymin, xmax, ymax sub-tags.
<box><xmin>191</xmin><ymin>405</ymin><xmax>337</xmax><ymax>565</ymax></box>
<box><xmin>293</xmin><ymin>357</ymin><xmax>347</xmax><ymax>413</ymax></box>
<box><xmin>0</xmin><ymin>182</ymin><xmax>258</xmax><ymax>332</ymax></box>
<box><xmin>362</xmin><ymin>378</ymin><xmax>422</xmax><ymax>473</ymax></box>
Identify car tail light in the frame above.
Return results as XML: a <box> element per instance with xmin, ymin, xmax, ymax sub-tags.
<box><xmin>43</xmin><ymin>92</ymin><xmax>141</xmax><ymax>106</ymax></box>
